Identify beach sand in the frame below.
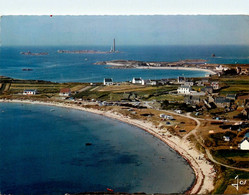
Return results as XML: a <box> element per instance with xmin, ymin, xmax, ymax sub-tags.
<box><xmin>136</xmin><ymin>66</ymin><xmax>217</xmax><ymax>76</ymax></box>
<box><xmin>0</xmin><ymin>99</ymin><xmax>216</xmax><ymax>194</ymax></box>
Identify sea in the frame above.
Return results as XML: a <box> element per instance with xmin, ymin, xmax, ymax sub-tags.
<box><xmin>0</xmin><ymin>103</ymin><xmax>195</xmax><ymax>194</ymax></box>
<box><xmin>0</xmin><ymin>45</ymin><xmax>249</xmax><ymax>82</ymax></box>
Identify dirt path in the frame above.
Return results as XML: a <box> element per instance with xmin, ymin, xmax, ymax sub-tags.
<box><xmin>78</xmin><ymin>86</ymin><xmax>92</xmax><ymax>92</ymax></box>
<box><xmin>167</xmin><ymin>110</ymin><xmax>249</xmax><ymax>172</ymax></box>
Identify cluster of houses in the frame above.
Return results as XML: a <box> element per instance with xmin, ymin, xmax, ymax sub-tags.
<box><xmin>103</xmin><ymin>77</ymin><xmax>167</xmax><ymax>86</ymax></box>
<box><xmin>23</xmin><ymin>89</ymin><xmax>37</xmax><ymax>95</ymax></box>
<box><xmin>177</xmin><ymin>76</ymin><xmax>220</xmax><ymax>95</ymax></box>
<box><xmin>22</xmin><ymin>88</ymin><xmax>72</xmax><ymax>97</ymax></box>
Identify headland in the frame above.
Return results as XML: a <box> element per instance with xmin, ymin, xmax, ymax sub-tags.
<box><xmin>95</xmin><ymin>59</ymin><xmax>217</xmax><ymax>75</ymax></box>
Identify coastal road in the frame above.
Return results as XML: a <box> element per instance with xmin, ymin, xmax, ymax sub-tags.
<box><xmin>78</xmin><ymin>86</ymin><xmax>92</xmax><ymax>93</ymax></box>
<box><xmin>206</xmin><ymin>149</ymin><xmax>249</xmax><ymax>172</ymax></box>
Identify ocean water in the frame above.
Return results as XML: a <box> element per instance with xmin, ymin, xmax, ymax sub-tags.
<box><xmin>0</xmin><ymin>103</ymin><xmax>195</xmax><ymax>194</ymax></box>
<box><xmin>0</xmin><ymin>45</ymin><xmax>248</xmax><ymax>82</ymax></box>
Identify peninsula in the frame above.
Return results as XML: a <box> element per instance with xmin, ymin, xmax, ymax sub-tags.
<box><xmin>95</xmin><ymin>59</ymin><xmax>217</xmax><ymax>75</ymax></box>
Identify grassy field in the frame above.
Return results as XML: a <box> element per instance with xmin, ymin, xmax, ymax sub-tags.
<box><xmin>213</xmin><ymin>168</ymin><xmax>249</xmax><ymax>194</ymax></box>
<box><xmin>219</xmin><ymin>75</ymin><xmax>249</xmax><ymax>94</ymax></box>
<box><xmin>211</xmin><ymin>149</ymin><xmax>249</xmax><ymax>168</ymax></box>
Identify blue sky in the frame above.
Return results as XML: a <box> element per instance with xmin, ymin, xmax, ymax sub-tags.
<box><xmin>1</xmin><ymin>15</ymin><xmax>249</xmax><ymax>46</ymax></box>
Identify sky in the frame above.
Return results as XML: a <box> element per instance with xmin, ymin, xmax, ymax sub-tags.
<box><xmin>1</xmin><ymin>15</ymin><xmax>249</xmax><ymax>46</ymax></box>
<box><xmin>0</xmin><ymin>0</ymin><xmax>249</xmax><ymax>15</ymax></box>
<box><xmin>1</xmin><ymin>0</ymin><xmax>249</xmax><ymax>46</ymax></box>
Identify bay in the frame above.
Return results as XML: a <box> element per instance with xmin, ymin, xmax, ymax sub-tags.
<box><xmin>0</xmin><ymin>45</ymin><xmax>248</xmax><ymax>82</ymax></box>
<box><xmin>0</xmin><ymin>102</ymin><xmax>195</xmax><ymax>194</ymax></box>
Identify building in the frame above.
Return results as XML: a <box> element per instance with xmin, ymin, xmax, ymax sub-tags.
<box><xmin>177</xmin><ymin>86</ymin><xmax>192</xmax><ymax>94</ymax></box>
<box><xmin>23</xmin><ymin>89</ymin><xmax>37</xmax><ymax>95</ymax></box>
<box><xmin>174</xmin><ymin>110</ymin><xmax>182</xmax><ymax>114</ymax></box>
<box><xmin>110</xmin><ymin>38</ymin><xmax>116</xmax><ymax>53</ymax></box>
<box><xmin>158</xmin><ymin>79</ymin><xmax>169</xmax><ymax>85</ymax></box>
<box><xmin>211</xmin><ymin>81</ymin><xmax>220</xmax><ymax>90</ymax></box>
<box><xmin>202</xmin><ymin>86</ymin><xmax>213</xmax><ymax>94</ymax></box>
<box><xmin>184</xmin><ymin>95</ymin><xmax>201</xmax><ymax>105</ymax></box>
<box><xmin>160</xmin><ymin>114</ymin><xmax>174</xmax><ymax>120</ymax></box>
<box><xmin>183</xmin><ymin>81</ymin><xmax>194</xmax><ymax>86</ymax></box>
<box><xmin>240</xmin><ymin>68</ymin><xmax>249</xmax><ymax>75</ymax></box>
<box><xmin>132</xmin><ymin>77</ymin><xmax>143</xmax><ymax>84</ymax></box>
<box><xmin>216</xmin><ymin>65</ymin><xmax>229</xmax><ymax>71</ymax></box>
<box><xmin>142</xmin><ymin>79</ymin><xmax>157</xmax><ymax>85</ymax></box>
<box><xmin>214</xmin><ymin>97</ymin><xmax>230</xmax><ymax>108</ymax></box>
<box><xmin>177</xmin><ymin>76</ymin><xmax>185</xmax><ymax>83</ymax></box>
<box><xmin>195</xmin><ymin>80</ymin><xmax>204</xmax><ymax>86</ymax></box>
<box><xmin>59</xmin><ymin>88</ymin><xmax>71</xmax><ymax>96</ymax></box>
<box><xmin>103</xmin><ymin>78</ymin><xmax>113</xmax><ymax>86</ymax></box>
<box><xmin>223</xmin><ymin>136</ymin><xmax>230</xmax><ymax>142</ymax></box>
<box><xmin>238</xmin><ymin>138</ymin><xmax>249</xmax><ymax>150</ymax></box>
<box><xmin>226</xmin><ymin>94</ymin><xmax>237</xmax><ymax>101</ymax></box>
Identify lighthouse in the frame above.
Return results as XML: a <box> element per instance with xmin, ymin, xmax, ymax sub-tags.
<box><xmin>113</xmin><ymin>38</ymin><xmax>115</xmax><ymax>52</ymax></box>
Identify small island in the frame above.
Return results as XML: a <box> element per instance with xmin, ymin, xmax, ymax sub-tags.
<box><xmin>20</xmin><ymin>51</ymin><xmax>48</xmax><ymax>56</ymax></box>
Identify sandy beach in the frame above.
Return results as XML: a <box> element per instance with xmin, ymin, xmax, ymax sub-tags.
<box><xmin>136</xmin><ymin>66</ymin><xmax>217</xmax><ymax>76</ymax></box>
<box><xmin>0</xmin><ymin>99</ymin><xmax>216</xmax><ymax>194</ymax></box>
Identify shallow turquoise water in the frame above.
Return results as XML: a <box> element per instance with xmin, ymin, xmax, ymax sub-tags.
<box><xmin>0</xmin><ymin>102</ymin><xmax>195</xmax><ymax>194</ymax></box>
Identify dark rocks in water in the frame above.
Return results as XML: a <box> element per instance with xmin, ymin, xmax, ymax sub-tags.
<box><xmin>211</xmin><ymin>53</ymin><xmax>216</xmax><ymax>57</ymax></box>
<box><xmin>85</xmin><ymin>143</ymin><xmax>92</xmax><ymax>146</ymax></box>
<box><xmin>22</xmin><ymin>68</ymin><xmax>33</xmax><ymax>71</ymax></box>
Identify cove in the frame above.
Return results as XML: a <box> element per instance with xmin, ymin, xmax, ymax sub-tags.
<box><xmin>0</xmin><ymin>102</ymin><xmax>195</xmax><ymax>194</ymax></box>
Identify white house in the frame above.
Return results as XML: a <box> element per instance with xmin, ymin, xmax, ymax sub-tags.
<box><xmin>23</xmin><ymin>89</ymin><xmax>37</xmax><ymax>95</ymax></box>
<box><xmin>177</xmin><ymin>86</ymin><xmax>192</xmax><ymax>94</ymax></box>
<box><xmin>142</xmin><ymin>79</ymin><xmax>157</xmax><ymax>85</ymax></box>
<box><xmin>59</xmin><ymin>88</ymin><xmax>71</xmax><ymax>96</ymax></box>
<box><xmin>132</xmin><ymin>77</ymin><xmax>143</xmax><ymax>84</ymax></box>
<box><xmin>239</xmin><ymin>138</ymin><xmax>249</xmax><ymax>150</ymax></box>
<box><xmin>103</xmin><ymin>78</ymin><xmax>113</xmax><ymax>86</ymax></box>
<box><xmin>159</xmin><ymin>114</ymin><xmax>173</xmax><ymax>120</ymax></box>
<box><xmin>216</xmin><ymin>65</ymin><xmax>229</xmax><ymax>71</ymax></box>
<box><xmin>174</xmin><ymin>110</ymin><xmax>182</xmax><ymax>114</ymax></box>
<box><xmin>211</xmin><ymin>81</ymin><xmax>220</xmax><ymax>90</ymax></box>
<box><xmin>223</xmin><ymin>136</ymin><xmax>230</xmax><ymax>142</ymax></box>
<box><xmin>183</xmin><ymin>81</ymin><xmax>194</xmax><ymax>86</ymax></box>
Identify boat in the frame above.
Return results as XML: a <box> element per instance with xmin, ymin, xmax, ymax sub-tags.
<box><xmin>107</xmin><ymin>188</ymin><xmax>114</xmax><ymax>192</ymax></box>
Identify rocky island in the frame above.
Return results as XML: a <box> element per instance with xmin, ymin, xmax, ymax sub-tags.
<box><xmin>20</xmin><ymin>51</ymin><xmax>48</xmax><ymax>56</ymax></box>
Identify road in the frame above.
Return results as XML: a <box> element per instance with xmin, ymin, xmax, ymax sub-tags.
<box><xmin>165</xmin><ymin>110</ymin><xmax>249</xmax><ymax>172</ymax></box>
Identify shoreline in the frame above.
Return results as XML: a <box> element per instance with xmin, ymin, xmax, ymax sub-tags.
<box><xmin>136</xmin><ymin>66</ymin><xmax>217</xmax><ymax>75</ymax></box>
<box><xmin>0</xmin><ymin>99</ymin><xmax>216</xmax><ymax>194</ymax></box>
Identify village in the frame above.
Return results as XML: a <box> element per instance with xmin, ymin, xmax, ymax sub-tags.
<box><xmin>0</xmin><ymin>63</ymin><xmax>249</xmax><ymax>194</ymax></box>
